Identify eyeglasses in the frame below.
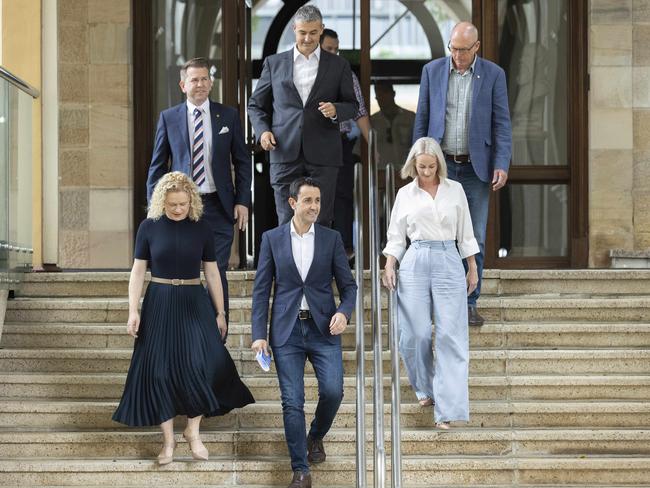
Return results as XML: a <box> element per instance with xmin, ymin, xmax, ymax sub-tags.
<box><xmin>447</xmin><ymin>40</ymin><xmax>478</xmax><ymax>54</ymax></box>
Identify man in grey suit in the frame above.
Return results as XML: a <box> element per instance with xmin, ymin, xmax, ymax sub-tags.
<box><xmin>248</xmin><ymin>5</ymin><xmax>358</xmax><ymax>226</ymax></box>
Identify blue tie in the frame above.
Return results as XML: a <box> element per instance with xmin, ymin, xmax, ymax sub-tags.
<box><xmin>192</xmin><ymin>108</ymin><xmax>206</xmax><ymax>186</ymax></box>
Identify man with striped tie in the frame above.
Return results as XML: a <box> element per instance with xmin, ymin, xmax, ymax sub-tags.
<box><xmin>147</xmin><ymin>57</ymin><xmax>251</xmax><ymax>324</ymax></box>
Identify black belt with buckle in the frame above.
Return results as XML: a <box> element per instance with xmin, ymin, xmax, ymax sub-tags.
<box><xmin>444</xmin><ymin>153</ymin><xmax>470</xmax><ymax>163</ymax></box>
<box><xmin>298</xmin><ymin>310</ymin><xmax>312</xmax><ymax>320</ymax></box>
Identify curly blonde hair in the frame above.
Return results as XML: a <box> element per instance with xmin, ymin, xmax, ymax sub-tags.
<box><xmin>401</xmin><ymin>137</ymin><xmax>448</xmax><ymax>180</ymax></box>
<box><xmin>147</xmin><ymin>171</ymin><xmax>203</xmax><ymax>221</ymax></box>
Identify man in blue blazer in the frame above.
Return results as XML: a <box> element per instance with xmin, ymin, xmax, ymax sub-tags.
<box><xmin>146</xmin><ymin>57</ymin><xmax>251</xmax><ymax>320</ymax></box>
<box><xmin>251</xmin><ymin>177</ymin><xmax>357</xmax><ymax>488</ymax></box>
<box><xmin>413</xmin><ymin>22</ymin><xmax>512</xmax><ymax>326</ymax></box>
<box><xmin>248</xmin><ymin>5</ymin><xmax>358</xmax><ymax>228</ymax></box>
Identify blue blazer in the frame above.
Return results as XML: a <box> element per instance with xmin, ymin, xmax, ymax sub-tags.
<box><xmin>248</xmin><ymin>49</ymin><xmax>358</xmax><ymax>166</ymax></box>
<box><xmin>251</xmin><ymin>223</ymin><xmax>357</xmax><ymax>348</ymax></box>
<box><xmin>413</xmin><ymin>56</ymin><xmax>512</xmax><ymax>183</ymax></box>
<box><xmin>146</xmin><ymin>100</ymin><xmax>252</xmax><ymax>216</ymax></box>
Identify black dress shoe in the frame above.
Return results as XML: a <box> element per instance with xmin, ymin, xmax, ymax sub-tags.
<box><xmin>307</xmin><ymin>435</ymin><xmax>326</xmax><ymax>464</ymax></box>
<box><xmin>288</xmin><ymin>471</ymin><xmax>312</xmax><ymax>488</ymax></box>
<box><xmin>468</xmin><ymin>306</ymin><xmax>485</xmax><ymax>326</ymax></box>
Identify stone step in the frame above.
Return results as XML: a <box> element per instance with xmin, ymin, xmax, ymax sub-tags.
<box><xmin>8</xmin><ymin>296</ymin><xmax>650</xmax><ymax>324</ymax></box>
<box><xmin>0</xmin><ymin>348</ymin><xmax>648</xmax><ymax>376</ymax></box>
<box><xmin>0</xmin><ymin>400</ymin><xmax>648</xmax><ymax>429</ymax></box>
<box><xmin>0</xmin><ymin>373</ymin><xmax>647</xmax><ymax>402</ymax></box>
<box><xmin>16</xmin><ymin>270</ymin><xmax>650</xmax><ymax>298</ymax></box>
<box><xmin>0</xmin><ymin>456</ymin><xmax>649</xmax><ymax>486</ymax></box>
<box><xmin>3</xmin><ymin>322</ymin><xmax>650</xmax><ymax>350</ymax></box>
<box><xmin>0</xmin><ymin>428</ymin><xmax>648</xmax><ymax>459</ymax></box>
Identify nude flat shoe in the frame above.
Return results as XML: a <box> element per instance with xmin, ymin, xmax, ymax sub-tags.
<box><xmin>183</xmin><ymin>431</ymin><xmax>209</xmax><ymax>460</ymax></box>
<box><xmin>157</xmin><ymin>441</ymin><xmax>176</xmax><ymax>465</ymax></box>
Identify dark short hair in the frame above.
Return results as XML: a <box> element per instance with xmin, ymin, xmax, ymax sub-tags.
<box><xmin>289</xmin><ymin>177</ymin><xmax>321</xmax><ymax>200</ymax></box>
<box><xmin>180</xmin><ymin>57</ymin><xmax>209</xmax><ymax>79</ymax></box>
<box><xmin>375</xmin><ymin>80</ymin><xmax>395</xmax><ymax>93</ymax></box>
<box><xmin>320</xmin><ymin>28</ymin><xmax>338</xmax><ymax>43</ymax></box>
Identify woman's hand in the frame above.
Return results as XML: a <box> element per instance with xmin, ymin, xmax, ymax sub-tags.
<box><xmin>126</xmin><ymin>312</ymin><xmax>140</xmax><ymax>338</ymax></box>
<box><xmin>382</xmin><ymin>266</ymin><xmax>397</xmax><ymax>290</ymax></box>
<box><xmin>466</xmin><ymin>267</ymin><xmax>478</xmax><ymax>296</ymax></box>
<box><xmin>216</xmin><ymin>313</ymin><xmax>228</xmax><ymax>340</ymax></box>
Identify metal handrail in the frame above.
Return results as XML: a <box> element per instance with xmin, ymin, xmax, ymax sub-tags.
<box><xmin>0</xmin><ymin>66</ymin><xmax>40</xmax><ymax>98</ymax></box>
<box><xmin>353</xmin><ymin>162</ymin><xmax>366</xmax><ymax>488</ymax></box>
<box><xmin>385</xmin><ymin>164</ymin><xmax>402</xmax><ymax>488</ymax></box>
<box><xmin>368</xmin><ymin>129</ymin><xmax>386</xmax><ymax>488</ymax></box>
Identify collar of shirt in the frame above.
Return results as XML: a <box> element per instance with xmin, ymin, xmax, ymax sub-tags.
<box><xmin>412</xmin><ymin>176</ymin><xmax>451</xmax><ymax>194</ymax></box>
<box><xmin>290</xmin><ymin>219</ymin><xmax>315</xmax><ymax>238</ymax></box>
<box><xmin>448</xmin><ymin>55</ymin><xmax>478</xmax><ymax>74</ymax></box>
<box><xmin>186</xmin><ymin>99</ymin><xmax>210</xmax><ymax>116</ymax></box>
<box><xmin>293</xmin><ymin>44</ymin><xmax>321</xmax><ymax>63</ymax></box>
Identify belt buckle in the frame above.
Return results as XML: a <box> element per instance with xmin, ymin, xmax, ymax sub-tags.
<box><xmin>171</xmin><ymin>279</ymin><xmax>181</xmax><ymax>286</ymax></box>
<box><xmin>298</xmin><ymin>310</ymin><xmax>309</xmax><ymax>320</ymax></box>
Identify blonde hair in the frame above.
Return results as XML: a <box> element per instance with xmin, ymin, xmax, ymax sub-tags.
<box><xmin>147</xmin><ymin>171</ymin><xmax>203</xmax><ymax>221</ymax></box>
<box><xmin>400</xmin><ymin>137</ymin><xmax>448</xmax><ymax>180</ymax></box>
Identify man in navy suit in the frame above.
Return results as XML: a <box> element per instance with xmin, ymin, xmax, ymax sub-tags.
<box><xmin>251</xmin><ymin>177</ymin><xmax>357</xmax><ymax>488</ymax></box>
<box><xmin>413</xmin><ymin>22</ymin><xmax>512</xmax><ymax>326</ymax></box>
<box><xmin>248</xmin><ymin>5</ymin><xmax>358</xmax><ymax>227</ymax></box>
<box><xmin>147</xmin><ymin>57</ymin><xmax>251</xmax><ymax>320</ymax></box>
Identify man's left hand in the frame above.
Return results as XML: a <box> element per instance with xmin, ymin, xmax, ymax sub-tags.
<box><xmin>234</xmin><ymin>204</ymin><xmax>249</xmax><ymax>231</ymax></box>
<box><xmin>492</xmin><ymin>169</ymin><xmax>508</xmax><ymax>191</ymax></box>
<box><xmin>318</xmin><ymin>102</ymin><xmax>337</xmax><ymax>119</ymax></box>
<box><xmin>329</xmin><ymin>312</ymin><xmax>348</xmax><ymax>335</ymax></box>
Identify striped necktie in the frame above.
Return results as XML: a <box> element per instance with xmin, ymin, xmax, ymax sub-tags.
<box><xmin>192</xmin><ymin>108</ymin><xmax>206</xmax><ymax>186</ymax></box>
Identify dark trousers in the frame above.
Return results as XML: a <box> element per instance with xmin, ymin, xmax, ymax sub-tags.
<box><xmin>332</xmin><ymin>137</ymin><xmax>356</xmax><ymax>250</ymax></box>
<box><xmin>273</xmin><ymin>318</ymin><xmax>344</xmax><ymax>473</ymax></box>
<box><xmin>270</xmin><ymin>152</ymin><xmax>339</xmax><ymax>226</ymax></box>
<box><xmin>200</xmin><ymin>192</ymin><xmax>234</xmax><ymax>317</ymax></box>
<box><xmin>445</xmin><ymin>159</ymin><xmax>490</xmax><ymax>306</ymax></box>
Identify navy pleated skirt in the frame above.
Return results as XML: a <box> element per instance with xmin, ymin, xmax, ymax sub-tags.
<box><xmin>112</xmin><ymin>283</ymin><xmax>254</xmax><ymax>426</ymax></box>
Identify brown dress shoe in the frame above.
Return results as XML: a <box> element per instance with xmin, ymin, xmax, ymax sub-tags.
<box><xmin>288</xmin><ymin>471</ymin><xmax>312</xmax><ymax>488</ymax></box>
<box><xmin>307</xmin><ymin>435</ymin><xmax>326</xmax><ymax>464</ymax></box>
<box><xmin>468</xmin><ymin>306</ymin><xmax>485</xmax><ymax>326</ymax></box>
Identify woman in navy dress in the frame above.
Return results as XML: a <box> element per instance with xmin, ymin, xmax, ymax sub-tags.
<box><xmin>113</xmin><ymin>171</ymin><xmax>254</xmax><ymax>464</ymax></box>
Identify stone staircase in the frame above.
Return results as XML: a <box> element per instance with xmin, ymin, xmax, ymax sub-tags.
<box><xmin>0</xmin><ymin>269</ymin><xmax>649</xmax><ymax>487</ymax></box>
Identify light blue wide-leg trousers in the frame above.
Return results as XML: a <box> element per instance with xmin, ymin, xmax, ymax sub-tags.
<box><xmin>397</xmin><ymin>240</ymin><xmax>470</xmax><ymax>423</ymax></box>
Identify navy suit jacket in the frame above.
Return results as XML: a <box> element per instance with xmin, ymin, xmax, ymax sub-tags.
<box><xmin>413</xmin><ymin>56</ymin><xmax>512</xmax><ymax>183</ymax></box>
<box><xmin>146</xmin><ymin>100</ymin><xmax>251</xmax><ymax>216</ymax></box>
<box><xmin>251</xmin><ymin>223</ymin><xmax>357</xmax><ymax>348</ymax></box>
<box><xmin>248</xmin><ymin>48</ymin><xmax>358</xmax><ymax>166</ymax></box>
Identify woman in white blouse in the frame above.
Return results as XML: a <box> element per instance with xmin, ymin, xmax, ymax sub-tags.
<box><xmin>382</xmin><ymin>137</ymin><xmax>479</xmax><ymax>429</ymax></box>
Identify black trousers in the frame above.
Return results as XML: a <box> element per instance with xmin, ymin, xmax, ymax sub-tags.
<box><xmin>200</xmin><ymin>192</ymin><xmax>234</xmax><ymax>319</ymax></box>
<box><xmin>269</xmin><ymin>151</ymin><xmax>339</xmax><ymax>226</ymax></box>
<box><xmin>332</xmin><ymin>137</ymin><xmax>356</xmax><ymax>250</ymax></box>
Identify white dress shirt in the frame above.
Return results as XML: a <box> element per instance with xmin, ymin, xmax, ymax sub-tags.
<box><xmin>383</xmin><ymin>177</ymin><xmax>479</xmax><ymax>261</ymax></box>
<box><xmin>290</xmin><ymin>219</ymin><xmax>315</xmax><ymax>310</ymax></box>
<box><xmin>293</xmin><ymin>45</ymin><xmax>320</xmax><ymax>106</ymax></box>
<box><xmin>187</xmin><ymin>99</ymin><xmax>216</xmax><ymax>194</ymax></box>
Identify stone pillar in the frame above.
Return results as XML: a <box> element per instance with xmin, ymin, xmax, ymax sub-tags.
<box><xmin>58</xmin><ymin>0</ymin><xmax>132</xmax><ymax>268</ymax></box>
<box><xmin>589</xmin><ymin>0</ymin><xmax>650</xmax><ymax>266</ymax></box>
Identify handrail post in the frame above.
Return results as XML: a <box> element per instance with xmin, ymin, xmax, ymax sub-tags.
<box><xmin>368</xmin><ymin>129</ymin><xmax>386</xmax><ymax>488</ymax></box>
<box><xmin>354</xmin><ymin>162</ymin><xmax>367</xmax><ymax>488</ymax></box>
<box><xmin>385</xmin><ymin>164</ymin><xmax>402</xmax><ymax>488</ymax></box>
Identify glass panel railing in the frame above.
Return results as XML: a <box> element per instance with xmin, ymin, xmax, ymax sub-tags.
<box><xmin>1</xmin><ymin>67</ymin><xmax>38</xmax><ymax>291</ymax></box>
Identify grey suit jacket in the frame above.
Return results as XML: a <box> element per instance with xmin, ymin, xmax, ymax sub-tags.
<box><xmin>248</xmin><ymin>48</ymin><xmax>358</xmax><ymax>166</ymax></box>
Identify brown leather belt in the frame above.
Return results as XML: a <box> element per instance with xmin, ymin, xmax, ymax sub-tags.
<box><xmin>150</xmin><ymin>277</ymin><xmax>201</xmax><ymax>286</ymax></box>
<box><xmin>444</xmin><ymin>153</ymin><xmax>470</xmax><ymax>163</ymax></box>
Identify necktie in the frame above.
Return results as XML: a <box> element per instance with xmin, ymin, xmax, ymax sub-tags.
<box><xmin>192</xmin><ymin>108</ymin><xmax>206</xmax><ymax>186</ymax></box>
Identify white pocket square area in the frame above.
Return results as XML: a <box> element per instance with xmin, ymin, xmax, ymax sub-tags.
<box><xmin>218</xmin><ymin>126</ymin><xmax>230</xmax><ymax>135</ymax></box>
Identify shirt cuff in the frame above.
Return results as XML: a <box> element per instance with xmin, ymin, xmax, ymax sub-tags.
<box><xmin>382</xmin><ymin>244</ymin><xmax>406</xmax><ymax>263</ymax></box>
<box><xmin>458</xmin><ymin>238</ymin><xmax>480</xmax><ymax>258</ymax></box>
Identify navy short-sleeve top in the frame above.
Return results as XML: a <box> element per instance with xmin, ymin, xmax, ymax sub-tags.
<box><xmin>134</xmin><ymin>215</ymin><xmax>216</xmax><ymax>279</ymax></box>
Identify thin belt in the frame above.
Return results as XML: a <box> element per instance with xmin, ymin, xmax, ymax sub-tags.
<box><xmin>444</xmin><ymin>153</ymin><xmax>470</xmax><ymax>163</ymax></box>
<box><xmin>412</xmin><ymin>240</ymin><xmax>455</xmax><ymax>250</ymax></box>
<box><xmin>150</xmin><ymin>277</ymin><xmax>201</xmax><ymax>286</ymax></box>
